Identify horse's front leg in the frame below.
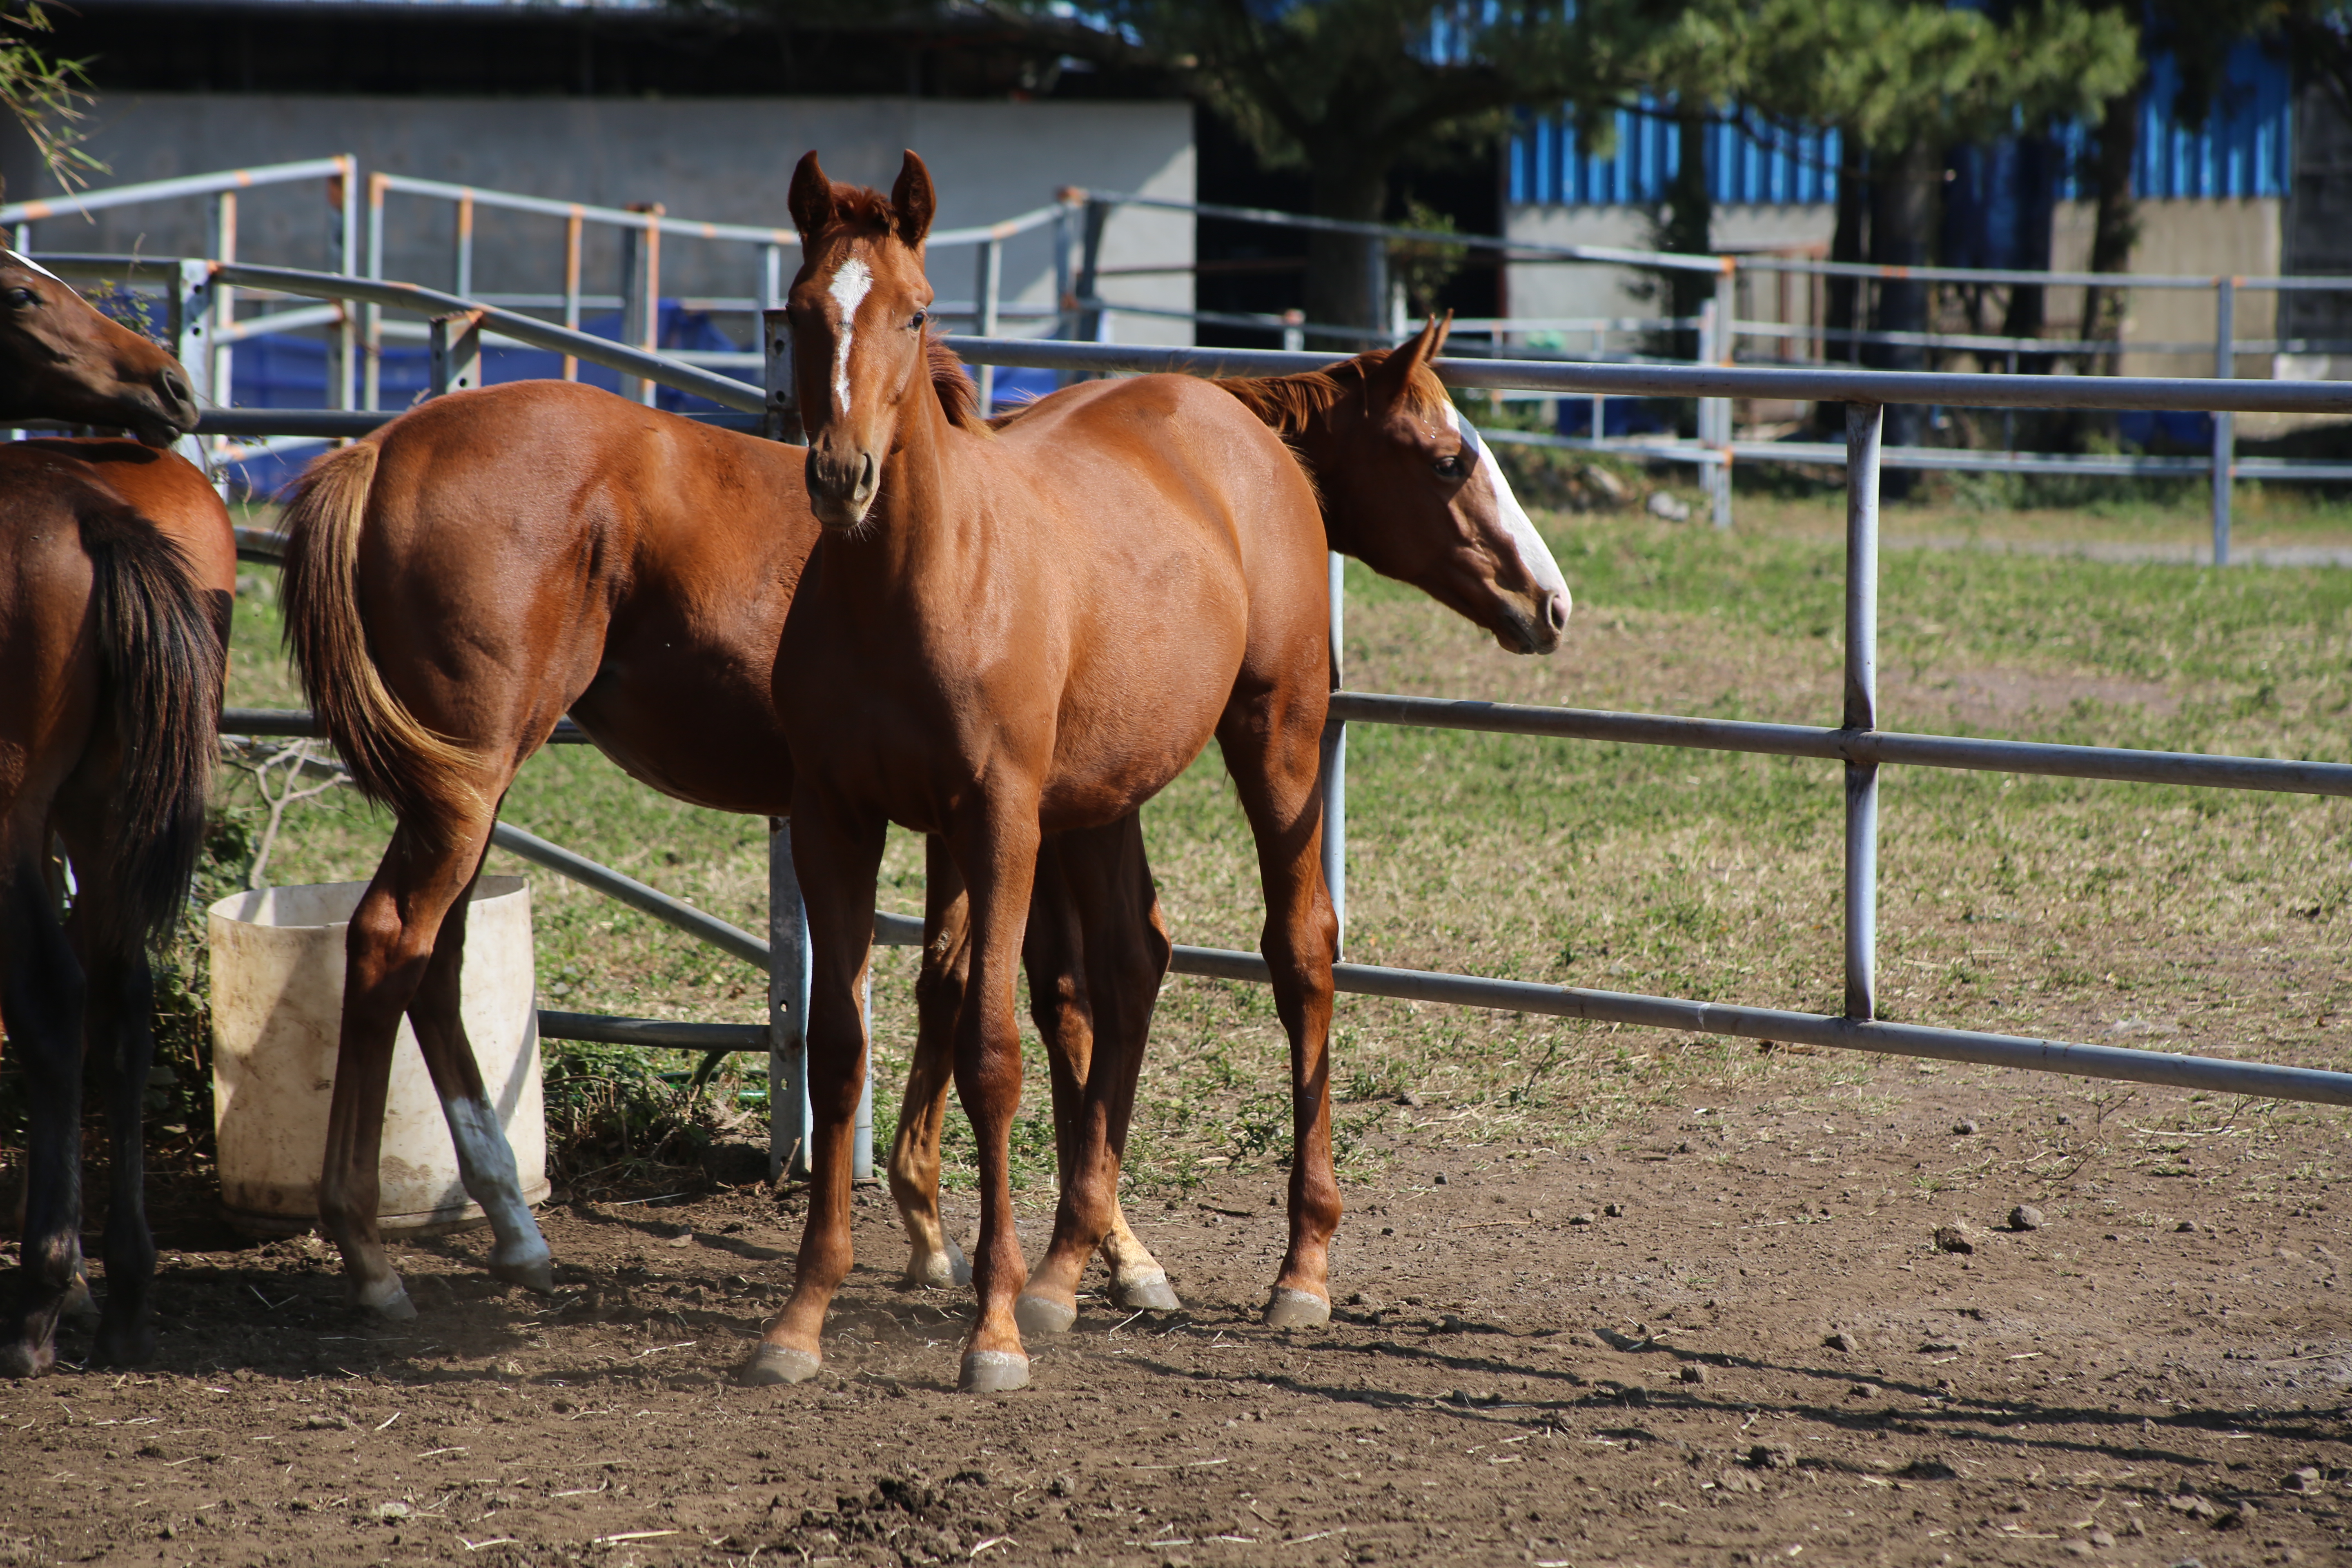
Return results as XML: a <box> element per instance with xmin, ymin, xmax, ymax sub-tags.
<box><xmin>947</xmin><ymin>800</ymin><xmax>1043</xmax><ymax>1394</ymax></box>
<box><xmin>1218</xmin><ymin>697</ymin><xmax>1342</xmax><ymax>1330</ymax></box>
<box><xmin>746</xmin><ymin>806</ymin><xmax>885</xmax><ymax>1385</ymax></box>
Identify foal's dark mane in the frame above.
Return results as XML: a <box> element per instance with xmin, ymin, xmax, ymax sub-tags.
<box><xmin>1215</xmin><ymin>347</ymin><xmax>1452</xmax><ymax>431</ymax></box>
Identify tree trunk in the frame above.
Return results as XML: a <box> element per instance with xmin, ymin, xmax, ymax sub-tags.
<box><xmin>1867</xmin><ymin>136</ymin><xmax>1940</xmax><ymax>480</ymax></box>
<box><xmin>1814</xmin><ymin>139</ymin><xmax>1867</xmax><ymax>437</ymax></box>
<box><xmin>1656</xmin><ymin>112</ymin><xmax>1713</xmax><ymax>368</ymax></box>
<box><xmin>1304</xmin><ymin>156</ymin><xmax>1389</xmax><ymax>349</ymax></box>
<box><xmin>2080</xmin><ymin>85</ymin><xmax>2140</xmax><ymax>376</ymax></box>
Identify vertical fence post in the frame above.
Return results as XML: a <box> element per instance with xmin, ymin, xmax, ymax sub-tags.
<box><xmin>1322</xmin><ymin>550</ymin><xmax>1347</xmax><ymax>956</ymax></box>
<box><xmin>168</xmin><ymin>259</ymin><xmax>214</xmax><ymax>480</ymax></box>
<box><xmin>454</xmin><ymin>190</ymin><xmax>474</xmax><ymax>300</ymax></box>
<box><xmin>428</xmin><ymin>310</ymin><xmax>483</xmax><ymax>397</ymax></box>
<box><xmin>211</xmin><ymin>191</ymin><xmax>236</xmax><ymax>414</ymax></box>
<box><xmin>1712</xmin><ymin>261</ymin><xmax>1737</xmax><ymax>528</ymax></box>
<box><xmin>328</xmin><ymin>156</ymin><xmax>358</xmax><ymax>412</ymax></box>
<box><xmin>364</xmin><ymin>173</ymin><xmax>386</xmax><ymax>412</ymax></box>
<box><xmin>1076</xmin><ymin>198</ymin><xmax>1109</xmax><ymax>346</ymax></box>
<box><xmin>561</xmin><ymin>210</ymin><xmax>585</xmax><ymax>382</ymax></box>
<box><xmin>2213</xmin><ymin>275</ymin><xmax>2236</xmax><ymax>568</ymax></box>
<box><xmin>973</xmin><ymin>234</ymin><xmax>1001</xmax><ymax>413</ymax></box>
<box><xmin>1052</xmin><ymin>188</ymin><xmax>1080</xmax><ymax>345</ymax></box>
<box><xmin>1697</xmin><ymin>298</ymin><xmax>1724</xmax><ymax>525</ymax></box>
<box><xmin>1282</xmin><ymin>310</ymin><xmax>1305</xmax><ymax>353</ymax></box>
<box><xmin>619</xmin><ymin>203</ymin><xmax>663</xmax><ymax>406</ymax></box>
<box><xmin>762</xmin><ymin>306</ymin><xmax>801</xmax><ymax>443</ymax></box>
<box><xmin>768</xmin><ymin>818</ymin><xmax>814</xmax><ymax>1183</ymax></box>
<box><xmin>761</xmin><ymin>240</ymin><xmax>786</xmax><ymax>312</ymax></box>
<box><xmin>1590</xmin><ymin>323</ymin><xmax>1606</xmax><ymax>442</ymax></box>
<box><xmin>1843</xmin><ymin>401</ymin><xmax>1882</xmax><ymax>1022</ymax></box>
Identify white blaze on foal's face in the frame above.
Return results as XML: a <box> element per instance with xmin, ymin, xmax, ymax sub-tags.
<box><xmin>825</xmin><ymin>253</ymin><xmax>874</xmax><ymax>418</ymax></box>
<box><xmin>1441</xmin><ymin>400</ymin><xmax>1572</xmax><ymax>616</ymax></box>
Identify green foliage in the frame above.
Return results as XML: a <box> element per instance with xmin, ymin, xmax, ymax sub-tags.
<box><xmin>0</xmin><ymin>2</ymin><xmax>101</xmax><ymax>194</ymax></box>
<box><xmin>1654</xmin><ymin>0</ymin><xmax>2142</xmax><ymax>153</ymax></box>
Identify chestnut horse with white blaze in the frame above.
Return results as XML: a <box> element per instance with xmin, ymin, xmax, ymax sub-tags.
<box><xmin>272</xmin><ymin>323</ymin><xmax>1566</xmax><ymax>1338</ymax></box>
<box><xmin>769</xmin><ymin>147</ymin><xmax>1359</xmax><ymax>1394</ymax></box>
<box><xmin>0</xmin><ymin>248</ymin><xmax>226</xmax><ymax>1376</ymax></box>
<box><xmin>888</xmin><ymin>313</ymin><xmax>1569</xmax><ymax>1308</ymax></box>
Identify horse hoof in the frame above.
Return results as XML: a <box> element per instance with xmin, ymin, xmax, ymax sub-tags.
<box><xmin>490</xmin><ymin>1255</ymin><xmax>556</xmax><ymax>1295</ymax></box>
<box><xmin>61</xmin><ymin>1274</ymin><xmax>99</xmax><ymax>1325</ymax></box>
<box><xmin>1263</xmin><ymin>1287</ymin><xmax>1330</xmax><ymax>1330</ymax></box>
<box><xmin>741</xmin><ymin>1344</ymin><xmax>823</xmax><ymax>1386</ymax></box>
<box><xmin>1114</xmin><ymin>1270</ymin><xmax>1181</xmax><ymax>1312</ymax></box>
<box><xmin>959</xmin><ymin>1350</ymin><xmax>1030</xmax><ymax>1394</ymax></box>
<box><xmin>0</xmin><ymin>1341</ymin><xmax>53</xmax><ymax>1379</ymax></box>
<box><xmin>904</xmin><ymin>1242</ymin><xmax>970</xmax><ymax>1291</ymax></box>
<box><xmin>352</xmin><ymin>1277</ymin><xmax>418</xmax><ymax>1321</ymax></box>
<box><xmin>94</xmin><ymin>1321</ymin><xmax>157</xmax><ymax>1368</ymax></box>
<box><xmin>1013</xmin><ymin>1292</ymin><xmax>1077</xmax><ymax>1337</ymax></box>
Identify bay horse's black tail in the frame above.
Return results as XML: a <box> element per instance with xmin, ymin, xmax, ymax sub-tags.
<box><xmin>78</xmin><ymin>503</ymin><xmax>226</xmax><ymax>950</ymax></box>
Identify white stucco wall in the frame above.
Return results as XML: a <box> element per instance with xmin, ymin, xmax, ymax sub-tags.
<box><xmin>8</xmin><ymin>94</ymin><xmax>1193</xmax><ymax>343</ymax></box>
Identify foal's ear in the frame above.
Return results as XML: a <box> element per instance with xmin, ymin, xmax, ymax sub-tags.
<box><xmin>788</xmin><ymin>151</ymin><xmax>835</xmax><ymax>242</ymax></box>
<box><xmin>1370</xmin><ymin>312</ymin><xmax>1448</xmax><ymax>414</ymax></box>
<box><xmin>890</xmin><ymin>150</ymin><xmax>936</xmax><ymax>248</ymax></box>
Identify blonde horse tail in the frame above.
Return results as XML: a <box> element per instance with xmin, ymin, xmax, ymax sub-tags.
<box><xmin>279</xmin><ymin>441</ymin><xmax>481</xmax><ymax>834</ymax></box>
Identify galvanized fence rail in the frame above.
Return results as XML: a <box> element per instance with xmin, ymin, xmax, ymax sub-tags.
<box><xmin>61</xmin><ymin>261</ymin><xmax>2352</xmax><ymax>1184</ymax></box>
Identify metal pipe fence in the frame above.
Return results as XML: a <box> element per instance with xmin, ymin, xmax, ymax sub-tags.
<box><xmin>67</xmin><ymin>260</ymin><xmax>2352</xmax><ymax>1171</ymax></box>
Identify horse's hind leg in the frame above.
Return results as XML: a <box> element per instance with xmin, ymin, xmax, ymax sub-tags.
<box><xmin>1216</xmin><ymin>696</ymin><xmax>1341</xmax><ymax>1330</ymax></box>
<box><xmin>0</xmin><ymin>840</ymin><xmax>87</xmax><ymax>1377</ymax></box>
<box><xmin>61</xmin><ymin>860</ymin><xmax>163</xmax><ymax>1366</ymax></box>
<box><xmin>406</xmin><ymin>850</ymin><xmax>552</xmax><ymax>1294</ymax></box>
<box><xmin>318</xmin><ymin>815</ymin><xmax>499</xmax><ymax>1317</ymax></box>
<box><xmin>891</xmin><ymin>835</ymin><xmax>971</xmax><ymax>1290</ymax></box>
<box><xmin>1017</xmin><ymin>815</ymin><xmax>1176</xmax><ymax>1335</ymax></box>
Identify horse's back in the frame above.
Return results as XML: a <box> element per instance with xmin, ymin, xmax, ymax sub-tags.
<box><xmin>995</xmin><ymin>373</ymin><xmax>1317</xmax><ymax>540</ymax></box>
<box><xmin>350</xmin><ymin>379</ymin><xmax>814</xmax><ymax>811</ymax></box>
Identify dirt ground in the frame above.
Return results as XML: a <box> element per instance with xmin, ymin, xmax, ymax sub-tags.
<box><xmin>7</xmin><ymin>1058</ymin><xmax>2352</xmax><ymax>1568</ymax></box>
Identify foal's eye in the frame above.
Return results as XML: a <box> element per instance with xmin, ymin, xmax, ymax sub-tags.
<box><xmin>1</xmin><ymin>287</ymin><xmax>34</xmax><ymax>309</ymax></box>
<box><xmin>1433</xmin><ymin>453</ymin><xmax>1466</xmax><ymax>480</ymax></box>
<box><xmin>909</xmin><ymin>309</ymin><xmax>927</xmax><ymax>329</ymax></box>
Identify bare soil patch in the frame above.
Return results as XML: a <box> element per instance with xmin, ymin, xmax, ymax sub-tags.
<box><xmin>9</xmin><ymin>1061</ymin><xmax>2351</xmax><ymax>1568</ymax></box>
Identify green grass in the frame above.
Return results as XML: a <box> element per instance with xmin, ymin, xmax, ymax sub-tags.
<box><xmin>212</xmin><ymin>484</ymin><xmax>2352</xmax><ymax>1198</ymax></box>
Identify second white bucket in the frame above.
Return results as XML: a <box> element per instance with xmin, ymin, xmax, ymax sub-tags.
<box><xmin>208</xmin><ymin>876</ymin><xmax>549</xmax><ymax>1238</ymax></box>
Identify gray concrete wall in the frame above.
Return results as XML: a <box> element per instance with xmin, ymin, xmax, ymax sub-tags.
<box><xmin>9</xmin><ymin>94</ymin><xmax>1193</xmax><ymax>342</ymax></box>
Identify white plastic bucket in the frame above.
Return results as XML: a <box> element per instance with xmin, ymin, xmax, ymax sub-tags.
<box><xmin>207</xmin><ymin>876</ymin><xmax>548</xmax><ymax>1238</ymax></box>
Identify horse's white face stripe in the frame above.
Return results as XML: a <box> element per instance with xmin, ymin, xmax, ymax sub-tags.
<box><xmin>1442</xmin><ymin>401</ymin><xmax>1569</xmax><ymax>603</ymax></box>
<box><xmin>0</xmin><ymin>247</ymin><xmax>78</xmax><ymax>296</ymax></box>
<box><xmin>826</xmin><ymin>254</ymin><xmax>873</xmax><ymax>417</ymax></box>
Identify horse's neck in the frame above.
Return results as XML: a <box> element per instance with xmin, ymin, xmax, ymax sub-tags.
<box><xmin>1284</xmin><ymin>418</ymin><xmax>1354</xmax><ymax>557</ymax></box>
<box><xmin>854</xmin><ymin>378</ymin><xmax>987</xmax><ymax>593</ymax></box>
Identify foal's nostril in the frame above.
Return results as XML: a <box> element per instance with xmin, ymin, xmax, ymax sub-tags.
<box><xmin>158</xmin><ymin>365</ymin><xmax>194</xmax><ymax>413</ymax></box>
<box><xmin>858</xmin><ymin>451</ymin><xmax>877</xmax><ymax>495</ymax></box>
<box><xmin>1543</xmin><ymin>590</ymin><xmax>1571</xmax><ymax>634</ymax></box>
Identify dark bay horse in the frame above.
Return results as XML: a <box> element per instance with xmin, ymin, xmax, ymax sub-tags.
<box><xmin>0</xmin><ymin>250</ymin><xmax>225</xmax><ymax>1376</ymax></box>
<box><xmin>276</xmin><ymin>325</ymin><xmax>1564</xmax><ymax>1336</ymax></box>
<box><xmin>771</xmin><ymin>148</ymin><xmax>1354</xmax><ymax>1394</ymax></box>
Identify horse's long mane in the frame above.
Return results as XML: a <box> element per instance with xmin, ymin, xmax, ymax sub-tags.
<box><xmin>927</xmin><ymin>333</ymin><xmax>989</xmax><ymax>433</ymax></box>
<box><xmin>1217</xmin><ymin>345</ymin><xmax>1452</xmax><ymax>434</ymax></box>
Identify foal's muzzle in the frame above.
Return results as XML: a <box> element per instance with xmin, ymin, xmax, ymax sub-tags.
<box><xmin>805</xmin><ymin>445</ymin><xmax>879</xmax><ymax>528</ymax></box>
